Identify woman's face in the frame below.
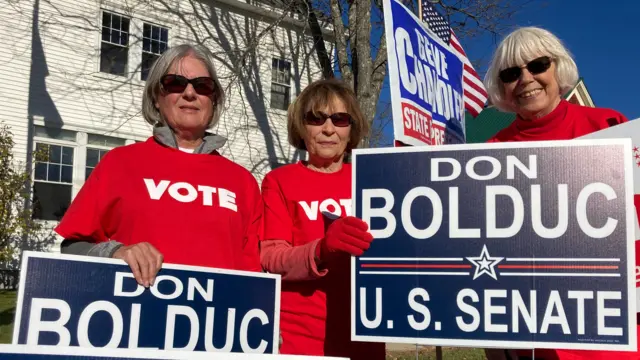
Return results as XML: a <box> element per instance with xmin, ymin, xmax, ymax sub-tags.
<box><xmin>155</xmin><ymin>55</ymin><xmax>214</xmax><ymax>137</ymax></box>
<box><xmin>502</xmin><ymin>56</ymin><xmax>561</xmax><ymax>120</ymax></box>
<box><xmin>303</xmin><ymin>98</ymin><xmax>352</xmax><ymax>162</ymax></box>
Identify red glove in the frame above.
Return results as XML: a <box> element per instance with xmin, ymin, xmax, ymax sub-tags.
<box><xmin>315</xmin><ymin>216</ymin><xmax>374</xmax><ymax>261</ymax></box>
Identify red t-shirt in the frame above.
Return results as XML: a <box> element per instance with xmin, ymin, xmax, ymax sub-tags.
<box><xmin>488</xmin><ymin>100</ymin><xmax>639</xmax><ymax>359</ymax></box>
<box><xmin>55</xmin><ymin>137</ymin><xmax>262</xmax><ymax>272</ymax></box>
<box><xmin>261</xmin><ymin>162</ymin><xmax>385</xmax><ymax>360</ymax></box>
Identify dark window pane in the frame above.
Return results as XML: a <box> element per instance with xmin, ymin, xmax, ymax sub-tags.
<box><xmin>85</xmin><ymin>167</ymin><xmax>94</xmax><ymax>180</ymax></box>
<box><xmin>143</xmin><ymin>24</ymin><xmax>150</xmax><ymax>38</ymax></box>
<box><xmin>47</xmin><ymin>164</ymin><xmax>60</xmax><ymax>182</ymax></box>
<box><xmin>121</xmin><ymin>17</ymin><xmax>130</xmax><ymax>32</ymax></box>
<box><xmin>161</xmin><ymin>28</ymin><xmax>168</xmax><ymax>42</ymax></box>
<box><xmin>272</xmin><ymin>58</ymin><xmax>277</xmax><ymax>68</ymax></box>
<box><xmin>86</xmin><ymin>149</ymin><xmax>99</xmax><ymax>167</ymax></box>
<box><xmin>141</xmin><ymin>53</ymin><xmax>158</xmax><ymax>81</ymax></box>
<box><xmin>100</xmin><ymin>43</ymin><xmax>128</xmax><ymax>76</ymax></box>
<box><xmin>152</xmin><ymin>26</ymin><xmax>159</xmax><ymax>39</ymax></box>
<box><xmin>32</xmin><ymin>182</ymin><xmax>72</xmax><ymax>221</ymax></box>
<box><xmin>102</xmin><ymin>12</ymin><xmax>110</xmax><ymax>27</ymax></box>
<box><xmin>112</xmin><ymin>30</ymin><xmax>121</xmax><ymax>45</ymax></box>
<box><xmin>34</xmin><ymin>163</ymin><xmax>47</xmax><ymax>180</ymax></box>
<box><xmin>112</xmin><ymin>15</ymin><xmax>121</xmax><ymax>30</ymax></box>
<box><xmin>35</xmin><ymin>143</ymin><xmax>48</xmax><ymax>161</ymax></box>
<box><xmin>60</xmin><ymin>165</ymin><xmax>72</xmax><ymax>183</ymax></box>
<box><xmin>100</xmin><ymin>150</ymin><xmax>108</xmax><ymax>160</ymax></box>
<box><xmin>48</xmin><ymin>145</ymin><xmax>61</xmax><ymax>164</ymax></box>
<box><xmin>143</xmin><ymin>38</ymin><xmax>150</xmax><ymax>52</ymax></box>
<box><xmin>101</xmin><ymin>27</ymin><xmax>110</xmax><ymax>41</ymax></box>
<box><xmin>120</xmin><ymin>32</ymin><xmax>128</xmax><ymax>46</ymax></box>
<box><xmin>62</xmin><ymin>147</ymin><xmax>73</xmax><ymax>165</ymax></box>
<box><xmin>151</xmin><ymin>40</ymin><xmax>159</xmax><ymax>54</ymax></box>
<box><xmin>159</xmin><ymin>42</ymin><xmax>167</xmax><ymax>53</ymax></box>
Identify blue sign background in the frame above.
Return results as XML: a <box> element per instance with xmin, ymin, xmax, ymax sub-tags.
<box><xmin>352</xmin><ymin>142</ymin><xmax>634</xmax><ymax>349</ymax></box>
<box><xmin>14</xmin><ymin>254</ymin><xmax>279</xmax><ymax>353</ymax></box>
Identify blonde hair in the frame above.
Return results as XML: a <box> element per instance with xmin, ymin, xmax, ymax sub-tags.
<box><xmin>288</xmin><ymin>79</ymin><xmax>368</xmax><ymax>152</ymax></box>
<box><xmin>484</xmin><ymin>27</ymin><xmax>579</xmax><ymax>112</ymax></box>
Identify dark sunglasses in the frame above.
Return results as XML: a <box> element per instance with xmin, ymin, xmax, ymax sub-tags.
<box><xmin>160</xmin><ymin>74</ymin><xmax>217</xmax><ymax>96</ymax></box>
<box><xmin>305</xmin><ymin>111</ymin><xmax>353</xmax><ymax>127</ymax></box>
<box><xmin>498</xmin><ymin>56</ymin><xmax>552</xmax><ymax>83</ymax></box>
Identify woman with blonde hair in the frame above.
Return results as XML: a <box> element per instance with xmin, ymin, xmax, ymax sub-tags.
<box><xmin>483</xmin><ymin>26</ymin><xmax>635</xmax><ymax>360</ymax></box>
<box><xmin>260</xmin><ymin>78</ymin><xmax>385</xmax><ymax>359</ymax></box>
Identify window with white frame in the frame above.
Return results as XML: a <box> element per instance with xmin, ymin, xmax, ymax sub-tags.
<box><xmin>271</xmin><ymin>58</ymin><xmax>291</xmax><ymax>110</ymax></box>
<box><xmin>32</xmin><ymin>142</ymin><xmax>75</xmax><ymax>221</ymax></box>
<box><xmin>141</xmin><ymin>23</ymin><xmax>169</xmax><ymax>81</ymax></box>
<box><xmin>100</xmin><ymin>11</ymin><xmax>130</xmax><ymax>76</ymax></box>
<box><xmin>85</xmin><ymin>134</ymin><xmax>126</xmax><ymax>180</ymax></box>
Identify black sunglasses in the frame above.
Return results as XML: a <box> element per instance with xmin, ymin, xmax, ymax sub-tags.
<box><xmin>498</xmin><ymin>56</ymin><xmax>552</xmax><ymax>83</ymax></box>
<box><xmin>160</xmin><ymin>74</ymin><xmax>217</xmax><ymax>96</ymax></box>
<box><xmin>305</xmin><ymin>111</ymin><xmax>353</xmax><ymax>127</ymax></box>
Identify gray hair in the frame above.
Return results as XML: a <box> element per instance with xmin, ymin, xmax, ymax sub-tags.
<box><xmin>484</xmin><ymin>27</ymin><xmax>579</xmax><ymax>112</ymax></box>
<box><xmin>142</xmin><ymin>44</ymin><xmax>225</xmax><ymax>129</ymax></box>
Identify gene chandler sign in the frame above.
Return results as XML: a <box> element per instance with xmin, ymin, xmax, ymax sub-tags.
<box><xmin>351</xmin><ymin>139</ymin><xmax>636</xmax><ymax>351</ymax></box>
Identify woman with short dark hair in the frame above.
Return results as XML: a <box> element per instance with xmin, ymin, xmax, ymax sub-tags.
<box><xmin>260</xmin><ymin>78</ymin><xmax>385</xmax><ymax>359</ymax></box>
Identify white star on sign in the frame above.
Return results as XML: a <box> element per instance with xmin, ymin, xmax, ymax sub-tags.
<box><xmin>466</xmin><ymin>245</ymin><xmax>504</xmax><ymax>280</ymax></box>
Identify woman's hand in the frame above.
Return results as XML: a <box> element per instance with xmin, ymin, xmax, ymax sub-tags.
<box><xmin>316</xmin><ymin>216</ymin><xmax>374</xmax><ymax>263</ymax></box>
<box><xmin>112</xmin><ymin>242</ymin><xmax>164</xmax><ymax>287</ymax></box>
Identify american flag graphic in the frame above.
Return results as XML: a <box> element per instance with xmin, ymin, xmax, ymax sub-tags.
<box><xmin>420</xmin><ymin>2</ymin><xmax>488</xmax><ymax>117</ymax></box>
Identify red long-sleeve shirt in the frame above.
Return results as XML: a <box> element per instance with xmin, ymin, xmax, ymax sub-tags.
<box><xmin>260</xmin><ymin>162</ymin><xmax>385</xmax><ymax>360</ymax></box>
<box><xmin>489</xmin><ymin>100</ymin><xmax>639</xmax><ymax>359</ymax></box>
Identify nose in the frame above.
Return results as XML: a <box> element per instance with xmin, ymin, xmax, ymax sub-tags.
<box><xmin>182</xmin><ymin>83</ymin><xmax>197</xmax><ymax>99</ymax></box>
<box><xmin>519</xmin><ymin>67</ymin><xmax>535</xmax><ymax>83</ymax></box>
<box><xmin>321</xmin><ymin>117</ymin><xmax>336</xmax><ymax>135</ymax></box>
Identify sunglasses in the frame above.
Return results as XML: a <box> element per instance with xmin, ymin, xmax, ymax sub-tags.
<box><xmin>160</xmin><ymin>74</ymin><xmax>217</xmax><ymax>96</ymax></box>
<box><xmin>498</xmin><ymin>56</ymin><xmax>552</xmax><ymax>83</ymax></box>
<box><xmin>305</xmin><ymin>111</ymin><xmax>353</xmax><ymax>127</ymax></box>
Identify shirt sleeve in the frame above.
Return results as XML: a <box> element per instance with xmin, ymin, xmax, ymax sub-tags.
<box><xmin>260</xmin><ymin>172</ymin><xmax>328</xmax><ymax>280</ymax></box>
<box><xmin>54</xmin><ymin>152</ymin><xmax>113</xmax><ymax>244</ymax></box>
<box><xmin>261</xmin><ymin>173</ymin><xmax>293</xmax><ymax>242</ymax></box>
<box><xmin>241</xmin><ymin>177</ymin><xmax>263</xmax><ymax>272</ymax></box>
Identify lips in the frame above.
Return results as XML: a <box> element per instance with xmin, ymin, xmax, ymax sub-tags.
<box><xmin>518</xmin><ymin>89</ymin><xmax>542</xmax><ymax>99</ymax></box>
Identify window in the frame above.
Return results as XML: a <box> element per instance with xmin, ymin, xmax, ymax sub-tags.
<box><xmin>85</xmin><ymin>134</ymin><xmax>126</xmax><ymax>179</ymax></box>
<box><xmin>85</xmin><ymin>148</ymin><xmax>108</xmax><ymax>180</ymax></box>
<box><xmin>100</xmin><ymin>11</ymin><xmax>130</xmax><ymax>76</ymax></box>
<box><xmin>32</xmin><ymin>143</ymin><xmax>74</xmax><ymax>221</ymax></box>
<box><xmin>270</xmin><ymin>58</ymin><xmax>291</xmax><ymax>110</ymax></box>
<box><xmin>141</xmin><ymin>23</ymin><xmax>169</xmax><ymax>80</ymax></box>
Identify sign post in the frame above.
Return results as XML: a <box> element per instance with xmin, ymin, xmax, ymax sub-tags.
<box><xmin>351</xmin><ymin>139</ymin><xmax>637</xmax><ymax>351</ymax></box>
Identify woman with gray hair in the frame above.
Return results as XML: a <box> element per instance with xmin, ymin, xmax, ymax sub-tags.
<box><xmin>483</xmin><ymin>27</ymin><xmax>633</xmax><ymax>360</ymax></box>
<box><xmin>56</xmin><ymin>44</ymin><xmax>263</xmax><ymax>286</ymax></box>
<box><xmin>484</xmin><ymin>26</ymin><xmax>627</xmax><ymax>144</ymax></box>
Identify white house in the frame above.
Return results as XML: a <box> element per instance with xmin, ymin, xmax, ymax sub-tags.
<box><xmin>0</xmin><ymin>0</ymin><xmax>331</xmax><ymax>250</ymax></box>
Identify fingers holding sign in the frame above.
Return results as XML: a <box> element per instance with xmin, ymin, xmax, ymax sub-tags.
<box><xmin>112</xmin><ymin>242</ymin><xmax>164</xmax><ymax>287</ymax></box>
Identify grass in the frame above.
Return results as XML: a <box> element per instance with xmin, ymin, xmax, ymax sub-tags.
<box><xmin>386</xmin><ymin>347</ymin><xmax>486</xmax><ymax>360</ymax></box>
<box><xmin>0</xmin><ymin>290</ymin><xmax>16</xmax><ymax>344</ymax></box>
<box><xmin>0</xmin><ymin>291</ymin><xmax>486</xmax><ymax>358</ymax></box>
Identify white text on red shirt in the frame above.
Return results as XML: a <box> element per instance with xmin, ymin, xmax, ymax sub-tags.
<box><xmin>298</xmin><ymin>199</ymin><xmax>351</xmax><ymax>220</ymax></box>
<box><xmin>144</xmin><ymin>179</ymin><xmax>237</xmax><ymax>212</ymax></box>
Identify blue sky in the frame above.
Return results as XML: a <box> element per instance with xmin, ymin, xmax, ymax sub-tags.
<box><xmin>371</xmin><ymin>0</ymin><xmax>640</xmax><ymax>144</ymax></box>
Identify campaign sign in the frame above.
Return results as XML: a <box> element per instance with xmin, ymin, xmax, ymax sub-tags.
<box><xmin>13</xmin><ymin>252</ymin><xmax>280</xmax><ymax>354</ymax></box>
<box><xmin>579</xmin><ymin>120</ymin><xmax>640</xmax><ymax>311</ymax></box>
<box><xmin>351</xmin><ymin>139</ymin><xmax>637</xmax><ymax>350</ymax></box>
<box><xmin>0</xmin><ymin>344</ymin><xmax>348</xmax><ymax>359</ymax></box>
<box><xmin>383</xmin><ymin>0</ymin><xmax>465</xmax><ymax>147</ymax></box>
